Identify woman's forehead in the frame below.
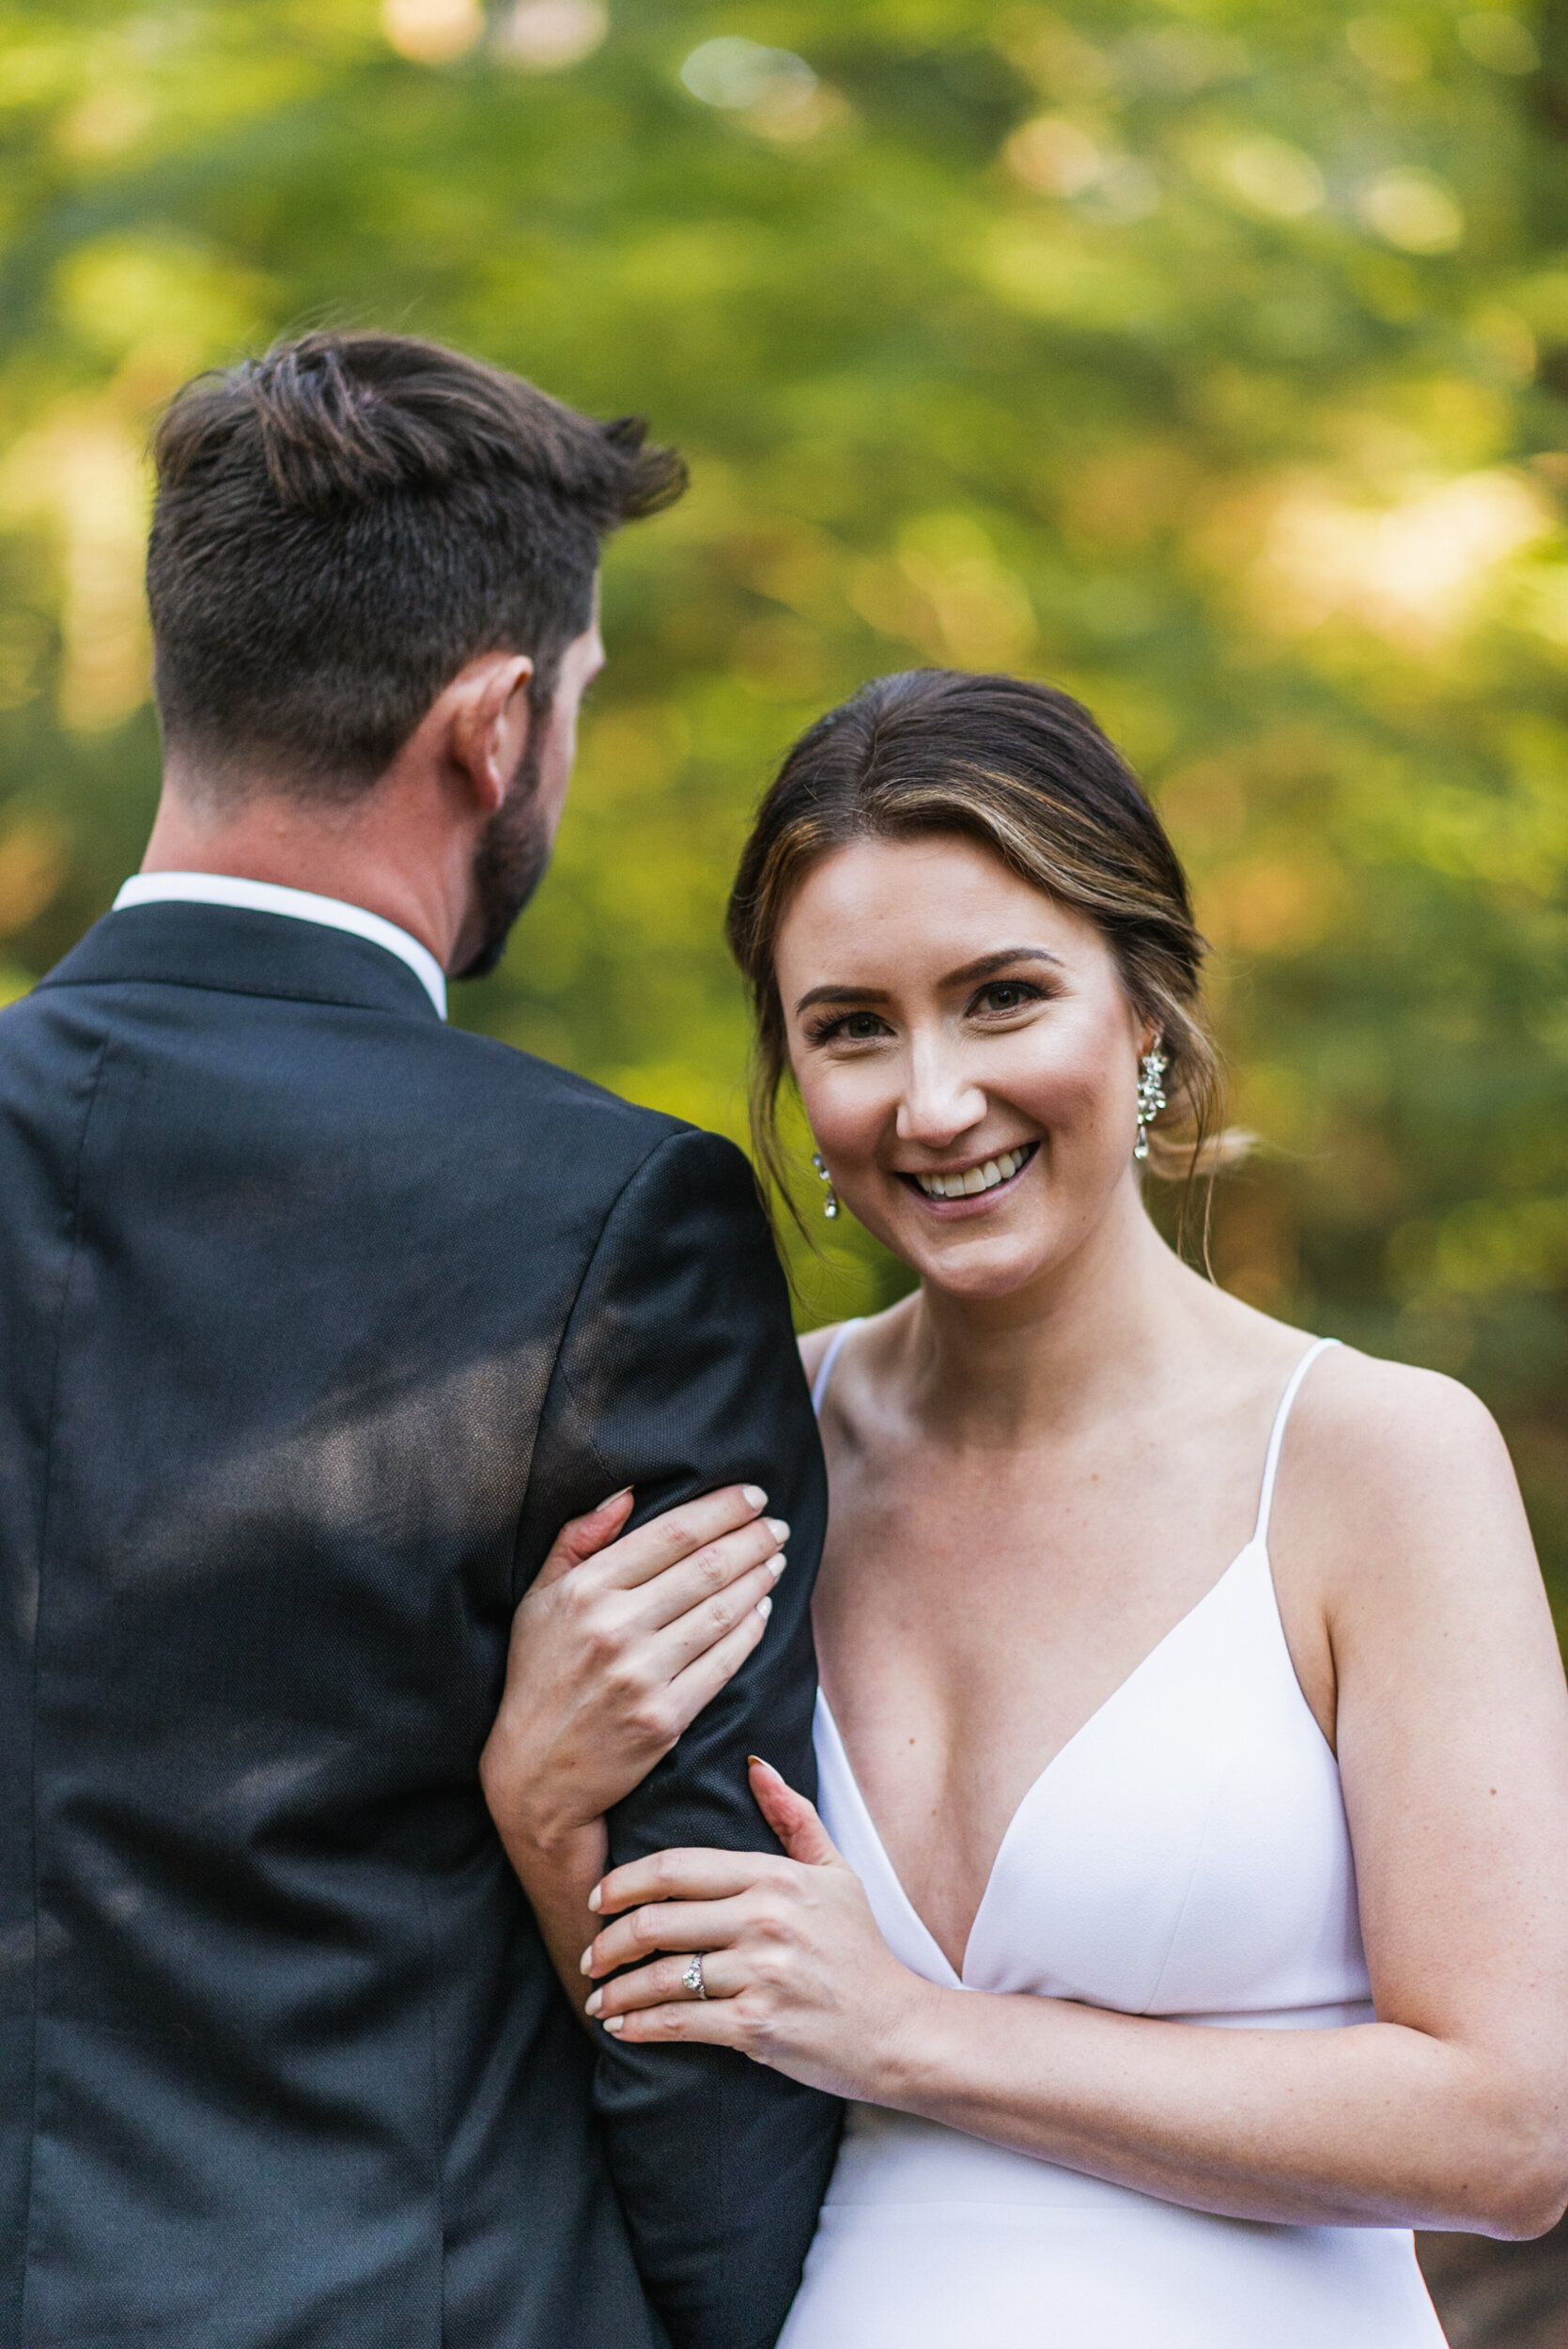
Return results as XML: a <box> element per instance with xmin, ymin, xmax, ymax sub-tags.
<box><xmin>779</xmin><ymin>833</ymin><xmax>1103</xmax><ymax>966</ymax></box>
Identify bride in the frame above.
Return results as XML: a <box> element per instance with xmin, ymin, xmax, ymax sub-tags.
<box><xmin>481</xmin><ymin>669</ymin><xmax>1568</xmax><ymax>2345</ymax></box>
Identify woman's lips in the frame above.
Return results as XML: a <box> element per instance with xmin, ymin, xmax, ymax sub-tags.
<box><xmin>897</xmin><ymin>1141</ymin><xmax>1039</xmax><ymax>1214</ymax></box>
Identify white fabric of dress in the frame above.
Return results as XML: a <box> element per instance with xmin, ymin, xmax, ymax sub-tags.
<box><xmin>780</xmin><ymin>1328</ymin><xmax>1448</xmax><ymax>2348</ymax></box>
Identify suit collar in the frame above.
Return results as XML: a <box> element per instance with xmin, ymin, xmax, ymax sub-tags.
<box><xmin>39</xmin><ymin>901</ymin><xmax>446</xmax><ymax>1024</ymax></box>
<box><xmin>111</xmin><ymin>873</ymin><xmax>447</xmax><ymax>1017</ymax></box>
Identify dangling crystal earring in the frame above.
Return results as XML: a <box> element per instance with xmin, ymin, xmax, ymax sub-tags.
<box><xmin>1133</xmin><ymin>1040</ymin><xmax>1168</xmax><ymax>1163</ymax></box>
<box><xmin>811</xmin><ymin>1150</ymin><xmax>840</xmax><ymax>1220</ymax></box>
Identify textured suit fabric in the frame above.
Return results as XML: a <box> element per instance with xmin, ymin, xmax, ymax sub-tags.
<box><xmin>0</xmin><ymin>902</ymin><xmax>841</xmax><ymax>2349</ymax></box>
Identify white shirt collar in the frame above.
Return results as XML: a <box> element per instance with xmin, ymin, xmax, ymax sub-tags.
<box><xmin>112</xmin><ymin>873</ymin><xmax>448</xmax><ymax>1019</ymax></box>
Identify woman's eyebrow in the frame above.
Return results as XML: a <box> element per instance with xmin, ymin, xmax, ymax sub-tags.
<box><xmin>793</xmin><ymin>947</ymin><xmax>1063</xmax><ymax>1018</ymax></box>
<box><xmin>793</xmin><ymin>982</ymin><xmax>886</xmax><ymax>1015</ymax></box>
<box><xmin>945</xmin><ymin>946</ymin><xmax>1065</xmax><ymax>986</ymax></box>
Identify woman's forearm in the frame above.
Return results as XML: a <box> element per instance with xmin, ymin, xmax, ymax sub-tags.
<box><xmin>875</xmin><ymin>1986</ymin><xmax>1562</xmax><ymax>2238</ymax></box>
<box><xmin>496</xmin><ymin>1815</ymin><xmax>608</xmax><ymax>2023</ymax></box>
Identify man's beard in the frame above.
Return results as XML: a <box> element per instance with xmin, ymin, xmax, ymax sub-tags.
<box><xmin>452</xmin><ymin>729</ymin><xmax>552</xmax><ymax>981</ymax></box>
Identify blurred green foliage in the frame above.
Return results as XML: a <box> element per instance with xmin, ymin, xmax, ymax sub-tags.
<box><xmin>0</xmin><ymin>0</ymin><xmax>1563</xmax><ymax>1615</ymax></box>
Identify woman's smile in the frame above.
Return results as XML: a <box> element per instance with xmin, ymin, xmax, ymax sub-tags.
<box><xmin>899</xmin><ymin>1141</ymin><xmax>1039</xmax><ymax>1211</ymax></box>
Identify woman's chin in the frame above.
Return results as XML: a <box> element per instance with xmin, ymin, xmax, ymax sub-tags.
<box><xmin>885</xmin><ymin>1219</ymin><xmax>1062</xmax><ymax>1303</ymax></box>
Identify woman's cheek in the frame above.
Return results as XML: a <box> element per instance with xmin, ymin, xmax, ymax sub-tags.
<box><xmin>1023</xmin><ymin>1045</ymin><xmax>1129</xmax><ymax>1162</ymax></box>
<box><xmin>801</xmin><ymin>1070</ymin><xmax>883</xmax><ymax>1172</ymax></box>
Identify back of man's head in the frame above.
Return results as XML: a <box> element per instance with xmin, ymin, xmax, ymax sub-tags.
<box><xmin>147</xmin><ymin>331</ymin><xmax>686</xmax><ymax>801</ymax></box>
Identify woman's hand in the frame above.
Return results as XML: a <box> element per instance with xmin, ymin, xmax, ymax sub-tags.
<box><xmin>480</xmin><ymin>1483</ymin><xmax>788</xmax><ymax>1862</ymax></box>
<box><xmin>580</xmin><ymin>1757</ymin><xmax>939</xmax><ymax>2102</ymax></box>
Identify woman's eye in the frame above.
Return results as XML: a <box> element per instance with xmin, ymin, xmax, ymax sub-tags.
<box><xmin>806</xmin><ymin>1008</ymin><xmax>891</xmax><ymax>1045</ymax></box>
<box><xmin>974</xmin><ymin>981</ymin><xmax>1041</xmax><ymax>1015</ymax></box>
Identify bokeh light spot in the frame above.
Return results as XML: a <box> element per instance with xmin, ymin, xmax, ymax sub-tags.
<box><xmin>1358</xmin><ymin>168</ymin><xmax>1465</xmax><ymax>254</ymax></box>
<box><xmin>1457</xmin><ymin>12</ymin><xmax>1539</xmax><ymax>73</ymax></box>
<box><xmin>1345</xmin><ymin>16</ymin><xmax>1431</xmax><ymax>80</ymax></box>
<box><xmin>381</xmin><ymin>0</ymin><xmax>485</xmax><ymax>66</ymax></box>
<box><xmin>1005</xmin><ymin>116</ymin><xmax>1103</xmax><ymax>198</ymax></box>
<box><xmin>1221</xmin><ymin>136</ymin><xmax>1327</xmax><ymax>220</ymax></box>
<box><xmin>679</xmin><ymin>38</ymin><xmax>815</xmax><ymax>114</ymax></box>
<box><xmin>495</xmin><ymin>1</ymin><xmax>608</xmax><ymax>71</ymax></box>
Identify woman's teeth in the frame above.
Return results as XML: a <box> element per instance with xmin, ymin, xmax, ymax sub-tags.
<box><xmin>914</xmin><ymin>1146</ymin><xmax>1031</xmax><ymax>1201</ymax></box>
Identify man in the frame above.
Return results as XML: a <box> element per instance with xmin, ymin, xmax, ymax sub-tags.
<box><xmin>0</xmin><ymin>333</ymin><xmax>839</xmax><ymax>2349</ymax></box>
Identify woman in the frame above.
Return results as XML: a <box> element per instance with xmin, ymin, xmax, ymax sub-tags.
<box><xmin>482</xmin><ymin>672</ymin><xmax>1568</xmax><ymax>2346</ymax></box>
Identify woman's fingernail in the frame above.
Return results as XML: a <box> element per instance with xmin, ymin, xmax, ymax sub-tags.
<box><xmin>755</xmin><ymin>1595</ymin><xmax>772</xmax><ymax>1621</ymax></box>
<box><xmin>598</xmin><ymin>1486</ymin><xmax>633</xmax><ymax>1509</ymax></box>
<box><xmin>587</xmin><ymin>1886</ymin><xmax>602</xmax><ymax>1914</ymax></box>
<box><xmin>584</xmin><ymin>1988</ymin><xmax>602</xmax><ymax>2017</ymax></box>
<box><xmin>768</xmin><ymin>1552</ymin><xmax>786</xmax><ymax>1579</ymax></box>
<box><xmin>579</xmin><ymin>1947</ymin><xmax>595</xmax><ymax>1974</ymax></box>
<box><xmin>602</xmin><ymin>2015</ymin><xmax>625</xmax><ymax>2034</ymax></box>
<box><xmin>765</xmin><ymin>1517</ymin><xmax>790</xmax><ymax>1544</ymax></box>
<box><xmin>742</xmin><ymin>1485</ymin><xmax>768</xmax><ymax>1510</ymax></box>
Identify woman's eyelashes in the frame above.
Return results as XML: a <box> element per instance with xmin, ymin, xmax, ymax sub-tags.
<box><xmin>969</xmin><ymin>978</ymin><xmax>1049</xmax><ymax>1019</ymax></box>
<box><xmin>801</xmin><ymin>977</ymin><xmax>1054</xmax><ymax>1050</ymax></box>
<box><xmin>802</xmin><ymin>1007</ymin><xmax>893</xmax><ymax>1047</ymax></box>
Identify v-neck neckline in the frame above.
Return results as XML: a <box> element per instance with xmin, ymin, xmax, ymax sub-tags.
<box><xmin>816</xmin><ymin>1536</ymin><xmax>1268</xmax><ymax>1986</ymax></box>
<box><xmin>809</xmin><ymin>1332</ymin><xmax>1338</xmax><ymax>1985</ymax></box>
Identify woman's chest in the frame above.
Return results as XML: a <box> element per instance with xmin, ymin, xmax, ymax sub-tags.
<box><xmin>812</xmin><ymin>1472</ymin><xmax>1363</xmax><ymax>2013</ymax></box>
<box><xmin>813</xmin><ymin>1468</ymin><xmax>1252</xmax><ymax>1857</ymax></box>
<box><xmin>815</xmin><ymin>1548</ymin><xmax>1371</xmax><ymax>2019</ymax></box>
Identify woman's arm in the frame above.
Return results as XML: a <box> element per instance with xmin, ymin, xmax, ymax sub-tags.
<box><xmin>484</xmin><ymin>1316</ymin><xmax>846</xmax><ymax>2011</ymax></box>
<box><xmin>580</xmin><ymin>1361</ymin><xmax>1568</xmax><ymax>2237</ymax></box>
<box><xmin>480</xmin><ymin>1481</ymin><xmax>788</xmax><ymax>2013</ymax></box>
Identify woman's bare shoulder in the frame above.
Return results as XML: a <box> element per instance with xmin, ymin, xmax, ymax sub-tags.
<box><xmin>798</xmin><ymin>1303</ymin><xmax>909</xmax><ymax>1404</ymax></box>
<box><xmin>797</xmin><ymin>1323</ymin><xmax>845</xmax><ymax>1389</ymax></box>
<box><xmin>1281</xmin><ymin>1343</ymin><xmax>1532</xmax><ymax>1603</ymax></box>
<box><xmin>1202</xmin><ymin>1278</ymin><xmax>1507</xmax><ymax>1488</ymax></box>
<box><xmin>1295</xmin><ymin>1344</ymin><xmax>1510</xmax><ymax>1487</ymax></box>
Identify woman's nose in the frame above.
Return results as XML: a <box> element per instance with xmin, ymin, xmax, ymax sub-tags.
<box><xmin>894</xmin><ymin>1044</ymin><xmax>987</xmax><ymax>1146</ymax></box>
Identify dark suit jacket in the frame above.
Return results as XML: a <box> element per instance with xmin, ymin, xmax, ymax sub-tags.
<box><xmin>0</xmin><ymin>903</ymin><xmax>840</xmax><ymax>2349</ymax></box>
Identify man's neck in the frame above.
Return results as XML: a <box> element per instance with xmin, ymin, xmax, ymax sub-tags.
<box><xmin>142</xmin><ymin>769</ymin><xmax>474</xmax><ymax>973</ymax></box>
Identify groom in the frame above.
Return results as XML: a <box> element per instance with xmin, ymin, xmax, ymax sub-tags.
<box><xmin>0</xmin><ymin>334</ymin><xmax>839</xmax><ymax>2348</ymax></box>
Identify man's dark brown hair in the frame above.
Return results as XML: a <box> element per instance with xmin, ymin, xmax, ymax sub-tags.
<box><xmin>147</xmin><ymin>331</ymin><xmax>686</xmax><ymax>798</ymax></box>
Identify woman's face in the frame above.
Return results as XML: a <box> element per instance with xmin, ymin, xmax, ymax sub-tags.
<box><xmin>775</xmin><ymin>832</ymin><xmax>1152</xmax><ymax>1302</ymax></box>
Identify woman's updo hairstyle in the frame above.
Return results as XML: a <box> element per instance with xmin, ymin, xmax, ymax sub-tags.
<box><xmin>726</xmin><ymin>668</ymin><xmax>1238</xmax><ymax>1239</ymax></box>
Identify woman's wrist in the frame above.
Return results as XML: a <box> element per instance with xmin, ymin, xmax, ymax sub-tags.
<box><xmin>857</xmin><ymin>1968</ymin><xmax>961</xmax><ymax>2108</ymax></box>
<box><xmin>504</xmin><ymin>1809</ymin><xmax>607</xmax><ymax>1882</ymax></box>
<box><xmin>481</xmin><ymin>1746</ymin><xmax>607</xmax><ymax>1878</ymax></box>
<box><xmin>479</xmin><ymin>1719</ymin><xmax>602</xmax><ymax>1853</ymax></box>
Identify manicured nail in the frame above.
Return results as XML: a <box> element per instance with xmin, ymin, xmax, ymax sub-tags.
<box><xmin>742</xmin><ymin>1485</ymin><xmax>768</xmax><ymax>1510</ymax></box>
<box><xmin>579</xmin><ymin>1946</ymin><xmax>595</xmax><ymax>1975</ymax></box>
<box><xmin>768</xmin><ymin>1552</ymin><xmax>787</xmax><ymax>1579</ymax></box>
<box><xmin>584</xmin><ymin>1988</ymin><xmax>602</xmax><ymax>2016</ymax></box>
<box><xmin>587</xmin><ymin>1886</ymin><xmax>602</xmax><ymax>1914</ymax></box>
<box><xmin>748</xmin><ymin>1753</ymin><xmax>778</xmax><ymax>1777</ymax></box>
<box><xmin>602</xmin><ymin>2015</ymin><xmax>624</xmax><ymax>2034</ymax></box>
<box><xmin>765</xmin><ymin>1517</ymin><xmax>790</xmax><ymax>1544</ymax></box>
<box><xmin>755</xmin><ymin>1595</ymin><xmax>772</xmax><ymax>1621</ymax></box>
<box><xmin>598</xmin><ymin>1486</ymin><xmax>633</xmax><ymax>1509</ymax></box>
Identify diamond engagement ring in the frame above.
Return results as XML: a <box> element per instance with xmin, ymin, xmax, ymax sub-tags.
<box><xmin>681</xmin><ymin>1953</ymin><xmax>708</xmax><ymax>2000</ymax></box>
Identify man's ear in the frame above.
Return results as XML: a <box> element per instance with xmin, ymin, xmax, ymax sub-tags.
<box><xmin>447</xmin><ymin>653</ymin><xmax>534</xmax><ymax>813</ymax></box>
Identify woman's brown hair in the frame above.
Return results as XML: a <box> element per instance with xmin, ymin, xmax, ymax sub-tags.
<box><xmin>726</xmin><ymin>668</ymin><xmax>1238</xmax><ymax>1247</ymax></box>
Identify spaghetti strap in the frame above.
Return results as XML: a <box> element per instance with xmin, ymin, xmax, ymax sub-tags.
<box><xmin>1252</xmin><ymin>1336</ymin><xmax>1341</xmax><ymax>1548</ymax></box>
<box><xmin>810</xmin><ymin>1318</ymin><xmax>865</xmax><ymax>1419</ymax></box>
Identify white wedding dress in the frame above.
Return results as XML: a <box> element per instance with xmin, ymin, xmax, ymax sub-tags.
<box><xmin>780</xmin><ymin>1330</ymin><xmax>1448</xmax><ymax>2348</ymax></box>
